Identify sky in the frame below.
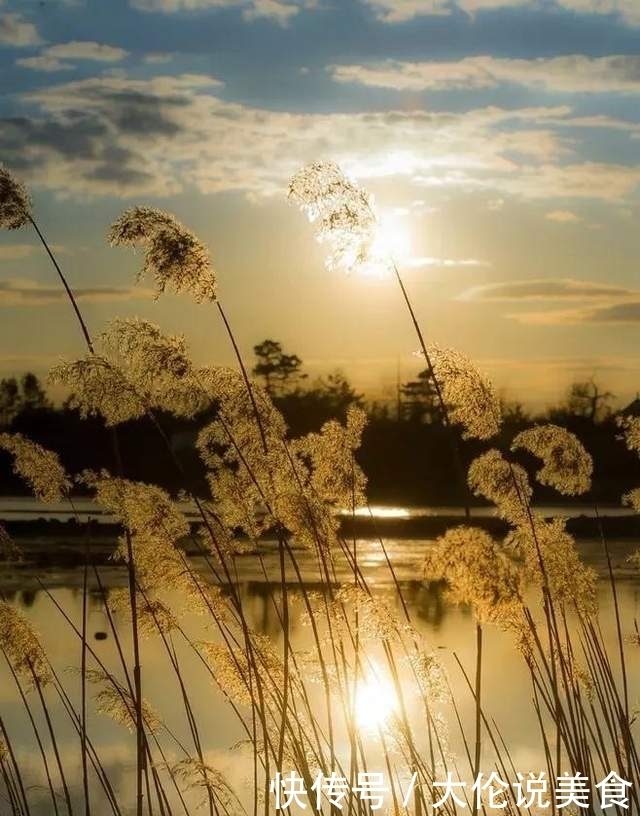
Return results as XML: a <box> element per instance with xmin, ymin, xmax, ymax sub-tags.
<box><xmin>0</xmin><ymin>0</ymin><xmax>639</xmax><ymax>410</ymax></box>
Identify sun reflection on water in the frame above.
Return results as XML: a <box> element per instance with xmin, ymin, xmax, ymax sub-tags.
<box><xmin>353</xmin><ymin>669</ymin><xmax>399</xmax><ymax>730</ymax></box>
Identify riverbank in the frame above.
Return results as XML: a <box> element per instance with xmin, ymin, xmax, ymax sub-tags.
<box><xmin>2</xmin><ymin>508</ymin><xmax>640</xmax><ymax>567</ymax></box>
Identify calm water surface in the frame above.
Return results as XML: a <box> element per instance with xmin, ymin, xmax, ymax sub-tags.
<box><xmin>2</xmin><ymin>518</ymin><xmax>640</xmax><ymax>814</ymax></box>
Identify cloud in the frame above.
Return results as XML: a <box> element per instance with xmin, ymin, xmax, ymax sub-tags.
<box><xmin>460</xmin><ymin>277</ymin><xmax>640</xmax><ymax>324</ymax></box>
<box><xmin>407</xmin><ymin>256</ymin><xmax>490</xmax><ymax>268</ymax></box>
<box><xmin>361</xmin><ymin>0</ymin><xmax>640</xmax><ymax>26</ymax></box>
<box><xmin>0</xmin><ymin>12</ymin><xmax>41</xmax><ymax>46</ymax></box>
<box><xmin>130</xmin><ymin>0</ymin><xmax>315</xmax><ymax>24</ymax></box>
<box><xmin>15</xmin><ymin>55</ymin><xmax>74</xmax><ymax>72</ymax></box>
<box><xmin>330</xmin><ymin>55</ymin><xmax>640</xmax><ymax>94</ymax></box>
<box><xmin>459</xmin><ymin>278</ymin><xmax>635</xmax><ymax>302</ymax></box>
<box><xmin>17</xmin><ymin>41</ymin><xmax>128</xmax><ymax>72</ymax></box>
<box><xmin>510</xmin><ymin>302</ymin><xmax>640</xmax><ymax>324</ymax></box>
<box><xmin>545</xmin><ymin>210</ymin><xmax>581</xmax><ymax>223</ymax></box>
<box><xmin>144</xmin><ymin>52</ymin><xmax>174</xmax><ymax>64</ymax></box>
<box><xmin>0</xmin><ymin>278</ymin><xmax>155</xmax><ymax>306</ymax></box>
<box><xmin>3</xmin><ymin>74</ymin><xmax>639</xmax><ymax>204</ymax></box>
<box><xmin>0</xmin><ymin>245</ymin><xmax>36</xmax><ymax>260</ymax></box>
<box><xmin>46</xmin><ymin>41</ymin><xmax>129</xmax><ymax>62</ymax></box>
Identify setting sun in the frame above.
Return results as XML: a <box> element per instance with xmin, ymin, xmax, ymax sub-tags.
<box><xmin>372</xmin><ymin>212</ymin><xmax>413</xmax><ymax>266</ymax></box>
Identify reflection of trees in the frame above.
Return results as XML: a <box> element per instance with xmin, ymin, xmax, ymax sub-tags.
<box><xmin>20</xmin><ymin>589</ymin><xmax>36</xmax><ymax>608</ymax></box>
<box><xmin>239</xmin><ymin>579</ymin><xmax>455</xmax><ymax>635</ymax></box>
<box><xmin>410</xmin><ymin>580</ymin><xmax>448</xmax><ymax>630</ymax></box>
<box><xmin>6</xmin><ymin>572</ymin><xmax>457</xmax><ymax>634</ymax></box>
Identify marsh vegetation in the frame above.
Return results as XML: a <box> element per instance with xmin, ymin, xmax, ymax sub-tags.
<box><xmin>0</xmin><ymin>163</ymin><xmax>639</xmax><ymax>816</ymax></box>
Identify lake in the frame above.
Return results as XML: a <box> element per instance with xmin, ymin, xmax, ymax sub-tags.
<box><xmin>1</xmin><ymin>503</ymin><xmax>640</xmax><ymax>814</ymax></box>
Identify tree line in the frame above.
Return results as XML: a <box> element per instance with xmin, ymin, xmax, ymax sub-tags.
<box><xmin>0</xmin><ymin>340</ymin><xmax>637</xmax><ymax>505</ymax></box>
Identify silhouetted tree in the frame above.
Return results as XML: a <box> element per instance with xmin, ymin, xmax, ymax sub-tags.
<box><xmin>252</xmin><ymin>339</ymin><xmax>307</xmax><ymax>397</ymax></box>
<box><xmin>20</xmin><ymin>373</ymin><xmax>50</xmax><ymax>412</ymax></box>
<box><xmin>0</xmin><ymin>378</ymin><xmax>20</xmax><ymax>427</ymax></box>
<box><xmin>317</xmin><ymin>371</ymin><xmax>362</xmax><ymax>414</ymax></box>
<box><xmin>549</xmin><ymin>378</ymin><xmax>614</xmax><ymax>424</ymax></box>
<box><xmin>399</xmin><ymin>369</ymin><xmax>440</xmax><ymax>423</ymax></box>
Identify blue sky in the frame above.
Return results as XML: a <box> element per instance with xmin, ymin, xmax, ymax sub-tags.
<box><xmin>1</xmin><ymin>0</ymin><xmax>639</xmax><ymax>408</ymax></box>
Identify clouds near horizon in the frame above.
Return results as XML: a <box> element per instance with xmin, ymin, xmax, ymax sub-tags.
<box><xmin>460</xmin><ymin>279</ymin><xmax>640</xmax><ymax>325</ymax></box>
<box><xmin>0</xmin><ymin>278</ymin><xmax>155</xmax><ymax>307</ymax></box>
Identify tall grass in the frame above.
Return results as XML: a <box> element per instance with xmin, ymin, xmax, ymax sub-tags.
<box><xmin>0</xmin><ymin>163</ymin><xmax>638</xmax><ymax>816</ymax></box>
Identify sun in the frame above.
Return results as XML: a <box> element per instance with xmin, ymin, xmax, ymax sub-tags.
<box><xmin>357</xmin><ymin>210</ymin><xmax>413</xmax><ymax>279</ymax></box>
<box><xmin>372</xmin><ymin>212</ymin><xmax>413</xmax><ymax>264</ymax></box>
<box><xmin>353</xmin><ymin>670</ymin><xmax>398</xmax><ymax>730</ymax></box>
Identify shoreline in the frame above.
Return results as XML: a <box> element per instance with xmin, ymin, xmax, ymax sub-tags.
<box><xmin>2</xmin><ymin>511</ymin><xmax>639</xmax><ymax>568</ymax></box>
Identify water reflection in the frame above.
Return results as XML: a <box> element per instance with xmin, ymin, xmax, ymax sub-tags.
<box><xmin>2</xmin><ymin>542</ymin><xmax>640</xmax><ymax>815</ymax></box>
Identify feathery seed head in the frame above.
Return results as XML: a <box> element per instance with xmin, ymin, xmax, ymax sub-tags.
<box><xmin>429</xmin><ymin>346</ymin><xmax>501</xmax><ymax>440</ymax></box>
<box><xmin>49</xmin><ymin>355</ymin><xmax>147</xmax><ymax>426</ymax></box>
<box><xmin>0</xmin><ymin>167</ymin><xmax>32</xmax><ymax>230</ymax></box>
<box><xmin>0</xmin><ymin>433</ymin><xmax>71</xmax><ymax>503</ymax></box>
<box><xmin>50</xmin><ymin>320</ymin><xmax>208</xmax><ymax>424</ymax></box>
<box><xmin>0</xmin><ymin>523</ymin><xmax>21</xmax><ymax>561</ymax></box>
<box><xmin>108</xmin><ymin>206</ymin><xmax>177</xmax><ymax>245</ymax></box>
<box><xmin>623</xmin><ymin>487</ymin><xmax>640</xmax><ymax>514</ymax></box>
<box><xmin>88</xmin><ymin>670</ymin><xmax>161</xmax><ymax>733</ymax></box>
<box><xmin>423</xmin><ymin>526</ymin><xmax>522</xmax><ymax>625</ymax></box>
<box><xmin>0</xmin><ymin>602</ymin><xmax>51</xmax><ymax>686</ymax></box>
<box><xmin>618</xmin><ymin>415</ymin><xmax>640</xmax><ymax>455</ymax></box>
<box><xmin>468</xmin><ymin>449</ymin><xmax>532</xmax><ymax>524</ymax></box>
<box><xmin>109</xmin><ymin>206</ymin><xmax>217</xmax><ymax>302</ymax></box>
<box><xmin>506</xmin><ymin>517</ymin><xmax>597</xmax><ymax>615</ymax></box>
<box><xmin>101</xmin><ymin>318</ymin><xmax>193</xmax><ymax>382</ymax></box>
<box><xmin>288</xmin><ymin>161</ymin><xmax>391</xmax><ymax>277</ymax></box>
<box><xmin>512</xmin><ymin>424</ymin><xmax>592</xmax><ymax>496</ymax></box>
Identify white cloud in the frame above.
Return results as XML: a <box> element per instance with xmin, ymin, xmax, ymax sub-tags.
<box><xmin>0</xmin><ymin>245</ymin><xmax>36</xmax><ymax>260</ymax></box>
<box><xmin>46</xmin><ymin>41</ymin><xmax>129</xmax><ymax>62</ymax></box>
<box><xmin>361</xmin><ymin>0</ymin><xmax>640</xmax><ymax>26</ymax></box>
<box><xmin>459</xmin><ymin>278</ymin><xmax>634</xmax><ymax>302</ymax></box>
<box><xmin>16</xmin><ymin>55</ymin><xmax>74</xmax><ymax>72</ymax></box>
<box><xmin>130</xmin><ymin>0</ymin><xmax>315</xmax><ymax>24</ymax></box>
<box><xmin>0</xmin><ymin>12</ymin><xmax>41</xmax><ymax>46</ymax></box>
<box><xmin>407</xmin><ymin>256</ymin><xmax>490</xmax><ymax>268</ymax></box>
<box><xmin>144</xmin><ymin>52</ymin><xmax>174</xmax><ymax>64</ymax></box>
<box><xmin>0</xmin><ymin>278</ymin><xmax>155</xmax><ymax>306</ymax></box>
<box><xmin>545</xmin><ymin>209</ymin><xmax>581</xmax><ymax>223</ymax></box>
<box><xmin>2</xmin><ymin>74</ymin><xmax>638</xmax><ymax>205</ymax></box>
<box><xmin>510</xmin><ymin>302</ymin><xmax>640</xmax><ymax>324</ymax></box>
<box><xmin>243</xmin><ymin>0</ymin><xmax>299</xmax><ymax>22</ymax></box>
<box><xmin>330</xmin><ymin>55</ymin><xmax>640</xmax><ymax>94</ymax></box>
<box><xmin>16</xmin><ymin>41</ymin><xmax>129</xmax><ymax>73</ymax></box>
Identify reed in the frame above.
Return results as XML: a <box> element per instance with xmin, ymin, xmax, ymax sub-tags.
<box><xmin>0</xmin><ymin>163</ymin><xmax>637</xmax><ymax>816</ymax></box>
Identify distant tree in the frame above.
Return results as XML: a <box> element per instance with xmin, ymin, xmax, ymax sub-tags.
<box><xmin>500</xmin><ymin>399</ymin><xmax>530</xmax><ymax>427</ymax></box>
<box><xmin>399</xmin><ymin>369</ymin><xmax>440</xmax><ymax>423</ymax></box>
<box><xmin>0</xmin><ymin>377</ymin><xmax>20</xmax><ymax>427</ymax></box>
<box><xmin>20</xmin><ymin>372</ymin><xmax>50</xmax><ymax>412</ymax></box>
<box><xmin>551</xmin><ymin>378</ymin><xmax>614</xmax><ymax>424</ymax></box>
<box><xmin>316</xmin><ymin>371</ymin><xmax>362</xmax><ymax>415</ymax></box>
<box><xmin>252</xmin><ymin>339</ymin><xmax>307</xmax><ymax>397</ymax></box>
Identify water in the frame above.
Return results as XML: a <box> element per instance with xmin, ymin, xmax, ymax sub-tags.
<box><xmin>2</xmin><ymin>512</ymin><xmax>640</xmax><ymax>814</ymax></box>
<box><xmin>1</xmin><ymin>496</ymin><xmax>636</xmax><ymax>523</ymax></box>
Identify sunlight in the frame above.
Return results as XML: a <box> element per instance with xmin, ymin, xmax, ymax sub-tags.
<box><xmin>372</xmin><ymin>212</ymin><xmax>413</xmax><ymax>265</ymax></box>
<box><xmin>345</xmin><ymin>505</ymin><xmax>411</xmax><ymax>519</ymax></box>
<box><xmin>360</xmin><ymin>211</ymin><xmax>414</xmax><ymax>279</ymax></box>
<box><xmin>353</xmin><ymin>669</ymin><xmax>398</xmax><ymax>730</ymax></box>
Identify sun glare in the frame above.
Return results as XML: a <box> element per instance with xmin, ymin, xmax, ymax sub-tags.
<box><xmin>353</xmin><ymin>670</ymin><xmax>398</xmax><ymax>730</ymax></box>
<box><xmin>356</xmin><ymin>210</ymin><xmax>414</xmax><ymax>280</ymax></box>
<box><xmin>372</xmin><ymin>213</ymin><xmax>413</xmax><ymax>265</ymax></box>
